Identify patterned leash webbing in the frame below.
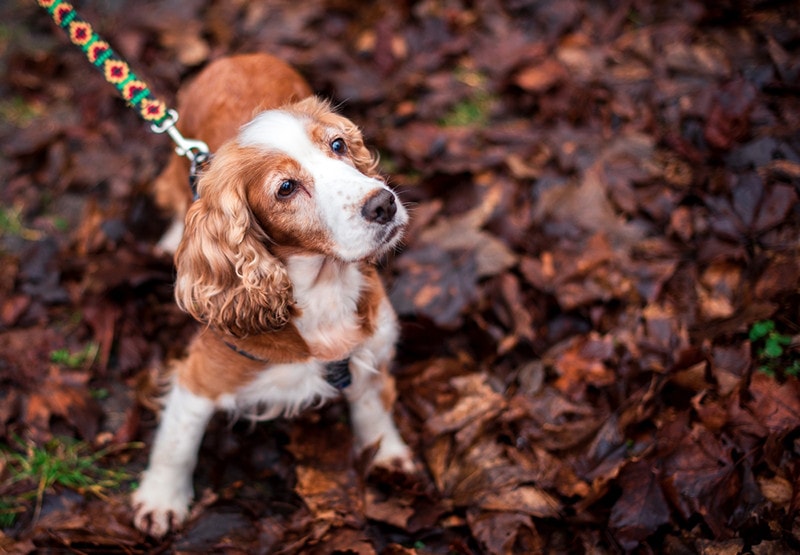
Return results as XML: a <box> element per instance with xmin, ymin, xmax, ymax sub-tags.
<box><xmin>38</xmin><ymin>0</ymin><xmax>210</xmax><ymax>193</ymax></box>
<box><xmin>37</xmin><ymin>0</ymin><xmax>171</xmax><ymax>126</ymax></box>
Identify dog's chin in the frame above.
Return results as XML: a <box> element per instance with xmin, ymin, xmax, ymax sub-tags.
<box><xmin>334</xmin><ymin>224</ymin><xmax>405</xmax><ymax>263</ymax></box>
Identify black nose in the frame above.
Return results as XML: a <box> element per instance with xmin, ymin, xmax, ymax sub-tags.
<box><xmin>361</xmin><ymin>189</ymin><xmax>397</xmax><ymax>224</ymax></box>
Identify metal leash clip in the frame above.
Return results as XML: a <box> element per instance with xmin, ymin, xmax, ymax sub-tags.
<box><xmin>151</xmin><ymin>109</ymin><xmax>210</xmax><ymax>199</ymax></box>
<box><xmin>150</xmin><ymin>109</ymin><xmax>210</xmax><ymax>163</ymax></box>
<box><xmin>187</xmin><ymin>149</ymin><xmax>211</xmax><ymax>200</ymax></box>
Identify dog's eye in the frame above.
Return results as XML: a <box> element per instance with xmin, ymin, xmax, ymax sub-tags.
<box><xmin>330</xmin><ymin>138</ymin><xmax>347</xmax><ymax>155</ymax></box>
<box><xmin>277</xmin><ymin>179</ymin><xmax>298</xmax><ymax>198</ymax></box>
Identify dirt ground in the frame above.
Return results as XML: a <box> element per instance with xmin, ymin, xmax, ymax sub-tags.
<box><xmin>1</xmin><ymin>0</ymin><xmax>799</xmax><ymax>553</ymax></box>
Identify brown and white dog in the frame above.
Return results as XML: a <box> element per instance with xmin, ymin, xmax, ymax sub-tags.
<box><xmin>132</xmin><ymin>54</ymin><xmax>413</xmax><ymax>537</ymax></box>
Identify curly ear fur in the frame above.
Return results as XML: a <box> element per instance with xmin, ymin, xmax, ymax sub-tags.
<box><xmin>174</xmin><ymin>144</ymin><xmax>294</xmax><ymax>338</ymax></box>
<box><xmin>344</xmin><ymin>125</ymin><xmax>381</xmax><ymax>179</ymax></box>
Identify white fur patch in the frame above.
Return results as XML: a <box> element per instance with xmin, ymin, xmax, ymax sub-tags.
<box><xmin>156</xmin><ymin>217</ymin><xmax>185</xmax><ymax>254</ymax></box>
<box><xmin>288</xmin><ymin>255</ymin><xmax>364</xmax><ymax>349</ymax></box>
<box><xmin>220</xmin><ymin>360</ymin><xmax>338</xmax><ymax>420</ymax></box>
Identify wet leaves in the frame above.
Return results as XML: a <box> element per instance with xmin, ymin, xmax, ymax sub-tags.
<box><xmin>2</xmin><ymin>0</ymin><xmax>800</xmax><ymax>552</ymax></box>
<box><xmin>609</xmin><ymin>459</ymin><xmax>672</xmax><ymax>550</ymax></box>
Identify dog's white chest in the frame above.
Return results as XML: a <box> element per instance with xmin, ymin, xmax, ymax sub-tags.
<box><xmin>289</xmin><ymin>255</ymin><xmax>365</xmax><ymax>357</ymax></box>
<box><xmin>219</xmin><ymin>255</ymin><xmax>365</xmax><ymax>419</ymax></box>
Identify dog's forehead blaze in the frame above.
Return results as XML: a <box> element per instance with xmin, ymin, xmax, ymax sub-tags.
<box><xmin>238</xmin><ymin>106</ymin><xmax>363</xmax><ymax>161</ymax></box>
<box><xmin>238</xmin><ymin>110</ymin><xmax>312</xmax><ymax>155</ymax></box>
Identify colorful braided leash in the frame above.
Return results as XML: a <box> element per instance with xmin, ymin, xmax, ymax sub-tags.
<box><xmin>37</xmin><ymin>0</ymin><xmax>209</xmax><ymax>183</ymax></box>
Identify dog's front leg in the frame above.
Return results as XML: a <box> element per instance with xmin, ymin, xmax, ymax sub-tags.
<box><xmin>345</xmin><ymin>360</ymin><xmax>413</xmax><ymax>471</ymax></box>
<box><xmin>132</xmin><ymin>381</ymin><xmax>214</xmax><ymax>537</ymax></box>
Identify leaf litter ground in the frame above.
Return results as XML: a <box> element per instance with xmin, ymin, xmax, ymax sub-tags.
<box><xmin>1</xmin><ymin>0</ymin><xmax>799</xmax><ymax>553</ymax></box>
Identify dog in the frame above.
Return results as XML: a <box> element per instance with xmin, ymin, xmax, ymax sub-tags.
<box><xmin>132</xmin><ymin>53</ymin><xmax>413</xmax><ymax>538</ymax></box>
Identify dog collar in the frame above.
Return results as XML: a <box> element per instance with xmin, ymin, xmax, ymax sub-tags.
<box><xmin>222</xmin><ymin>340</ymin><xmax>351</xmax><ymax>390</ymax></box>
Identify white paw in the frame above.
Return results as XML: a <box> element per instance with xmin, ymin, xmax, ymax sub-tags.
<box><xmin>131</xmin><ymin>470</ymin><xmax>193</xmax><ymax>538</ymax></box>
<box><xmin>372</xmin><ymin>435</ymin><xmax>416</xmax><ymax>474</ymax></box>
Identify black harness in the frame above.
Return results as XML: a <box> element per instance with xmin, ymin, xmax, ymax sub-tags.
<box><xmin>222</xmin><ymin>340</ymin><xmax>352</xmax><ymax>390</ymax></box>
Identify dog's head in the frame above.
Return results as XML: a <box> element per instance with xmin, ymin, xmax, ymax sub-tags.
<box><xmin>174</xmin><ymin>97</ymin><xmax>407</xmax><ymax>337</ymax></box>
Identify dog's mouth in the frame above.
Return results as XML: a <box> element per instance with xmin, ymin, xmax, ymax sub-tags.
<box><xmin>354</xmin><ymin>221</ymin><xmax>403</xmax><ymax>262</ymax></box>
<box><xmin>382</xmin><ymin>224</ymin><xmax>400</xmax><ymax>243</ymax></box>
<box><xmin>378</xmin><ymin>221</ymin><xmax>405</xmax><ymax>247</ymax></box>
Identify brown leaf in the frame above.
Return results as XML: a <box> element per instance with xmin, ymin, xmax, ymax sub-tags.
<box><xmin>1</xmin><ymin>294</ymin><xmax>30</xmax><ymax>328</ymax></box>
<box><xmin>0</xmin><ymin>533</ymin><xmax>35</xmax><ymax>555</ymax></box>
<box><xmin>711</xmin><ymin>343</ymin><xmax>750</xmax><ymax>396</ymax></box>
<box><xmin>424</xmin><ymin>374</ymin><xmax>506</xmax><ymax>438</ymax></box>
<box><xmin>391</xmin><ymin>244</ymin><xmax>479</xmax><ymax>328</ymax></box>
<box><xmin>82</xmin><ymin>299</ymin><xmax>121</xmax><ymax>373</ymax></box>
<box><xmin>294</xmin><ymin>466</ymin><xmax>362</xmax><ymax>527</ymax></box>
<box><xmin>160</xmin><ymin>24</ymin><xmax>210</xmax><ymax>66</ymax></box>
<box><xmin>755</xmin><ymin>254</ymin><xmax>800</xmax><ymax>300</ymax></box>
<box><xmin>732</xmin><ymin>173</ymin><xmax>763</xmax><ymax>229</ymax></box>
<box><xmin>466</xmin><ymin>510</ymin><xmax>542</xmax><ymax>555</ymax></box>
<box><xmin>417</xmin><ymin>181</ymin><xmax>517</xmax><ymax>278</ymax></box>
<box><xmin>364</xmin><ymin>487</ymin><xmax>415</xmax><ymax>529</ymax></box>
<box><xmin>547</xmin><ymin>333</ymin><xmax>616</xmax><ymax>400</ymax></box>
<box><xmin>491</xmin><ymin>273</ymin><xmax>536</xmax><ymax>352</ymax></box>
<box><xmin>514</xmin><ymin>58</ymin><xmax>565</xmax><ymax>92</ymax></box>
<box><xmin>610</xmin><ymin>460</ymin><xmax>672</xmax><ymax>550</ymax></box>
<box><xmin>28</xmin><ymin>495</ymin><xmax>141</xmax><ymax>551</ymax></box>
<box><xmin>508</xmin><ymin>388</ymin><xmax>602</xmax><ymax>451</ymax></box>
<box><xmin>479</xmin><ymin>485</ymin><xmax>561</xmax><ymax>517</ymax></box>
<box><xmin>692</xmin><ymin>391</ymin><xmax>728</xmax><ymax>432</ymax></box>
<box><xmin>34</xmin><ymin>366</ymin><xmax>101</xmax><ymax>440</ymax></box>
<box><xmin>704</xmin><ymin>78</ymin><xmax>757</xmax><ymax>150</ymax></box>
<box><xmin>746</xmin><ymin>372</ymin><xmax>800</xmax><ymax>433</ymax></box>
<box><xmin>755</xmin><ymin>184</ymin><xmax>798</xmax><ymax>233</ymax></box>
<box><xmin>660</xmin><ymin>422</ymin><xmax>740</xmax><ymax>537</ymax></box>
<box><xmin>756</xmin><ymin>475</ymin><xmax>793</xmax><ymax>507</ymax></box>
<box><xmin>176</xmin><ymin>510</ymin><xmax>258</xmax><ymax>552</ymax></box>
<box><xmin>697</xmin><ymin>261</ymin><xmax>742</xmax><ymax>320</ymax></box>
<box><xmin>578</xmin><ymin>413</ymin><xmax>628</xmax><ymax>482</ymax></box>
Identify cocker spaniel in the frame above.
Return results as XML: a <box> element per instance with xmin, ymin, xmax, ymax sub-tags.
<box><xmin>132</xmin><ymin>53</ymin><xmax>413</xmax><ymax>537</ymax></box>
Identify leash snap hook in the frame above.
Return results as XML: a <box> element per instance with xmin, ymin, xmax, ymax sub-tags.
<box><xmin>150</xmin><ymin>109</ymin><xmax>210</xmax><ymax>163</ymax></box>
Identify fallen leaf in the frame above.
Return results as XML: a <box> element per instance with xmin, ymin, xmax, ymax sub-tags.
<box><xmin>514</xmin><ymin>58</ymin><xmax>566</xmax><ymax>92</ymax></box>
<box><xmin>660</xmin><ymin>421</ymin><xmax>740</xmax><ymax>537</ymax></box>
<box><xmin>479</xmin><ymin>485</ymin><xmax>560</xmax><ymax>517</ymax></box>
<box><xmin>391</xmin><ymin>244</ymin><xmax>479</xmax><ymax>328</ymax></box>
<box><xmin>466</xmin><ymin>509</ymin><xmax>542</xmax><ymax>555</ymax></box>
<box><xmin>704</xmin><ymin>78</ymin><xmax>757</xmax><ymax>150</ymax></box>
<box><xmin>746</xmin><ymin>373</ymin><xmax>800</xmax><ymax>433</ymax></box>
<box><xmin>610</xmin><ymin>460</ymin><xmax>672</xmax><ymax>550</ymax></box>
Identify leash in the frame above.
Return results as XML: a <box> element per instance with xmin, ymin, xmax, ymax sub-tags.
<box><xmin>37</xmin><ymin>0</ymin><xmax>210</xmax><ymax>195</ymax></box>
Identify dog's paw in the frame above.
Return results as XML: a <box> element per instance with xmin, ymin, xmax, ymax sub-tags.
<box><xmin>131</xmin><ymin>471</ymin><xmax>193</xmax><ymax>538</ymax></box>
<box><xmin>372</xmin><ymin>437</ymin><xmax>417</xmax><ymax>475</ymax></box>
<box><xmin>369</xmin><ymin>443</ymin><xmax>424</xmax><ymax>492</ymax></box>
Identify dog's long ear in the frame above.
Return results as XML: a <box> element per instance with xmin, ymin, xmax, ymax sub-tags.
<box><xmin>174</xmin><ymin>145</ymin><xmax>294</xmax><ymax>337</ymax></box>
